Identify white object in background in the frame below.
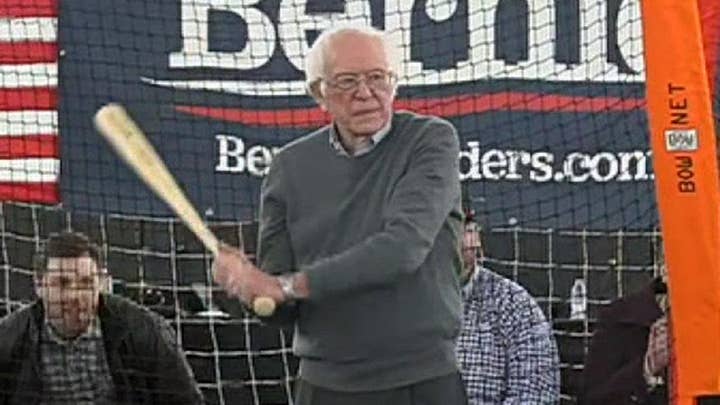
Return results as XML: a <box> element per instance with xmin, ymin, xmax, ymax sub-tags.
<box><xmin>105</xmin><ymin>274</ymin><xmax>113</xmax><ymax>294</ymax></box>
<box><xmin>570</xmin><ymin>278</ymin><xmax>588</xmax><ymax>320</ymax></box>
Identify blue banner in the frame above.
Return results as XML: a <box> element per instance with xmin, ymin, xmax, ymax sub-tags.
<box><xmin>59</xmin><ymin>0</ymin><xmax>656</xmax><ymax>229</ymax></box>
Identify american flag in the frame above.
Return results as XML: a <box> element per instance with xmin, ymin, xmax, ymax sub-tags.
<box><xmin>0</xmin><ymin>0</ymin><xmax>58</xmax><ymax>204</ymax></box>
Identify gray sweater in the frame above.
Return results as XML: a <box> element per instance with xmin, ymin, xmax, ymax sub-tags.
<box><xmin>258</xmin><ymin>111</ymin><xmax>464</xmax><ymax>392</ymax></box>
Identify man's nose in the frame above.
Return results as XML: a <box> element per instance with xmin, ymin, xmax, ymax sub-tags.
<box><xmin>354</xmin><ymin>80</ymin><xmax>373</xmax><ymax>98</ymax></box>
<box><xmin>61</xmin><ymin>288</ymin><xmax>83</xmax><ymax>302</ymax></box>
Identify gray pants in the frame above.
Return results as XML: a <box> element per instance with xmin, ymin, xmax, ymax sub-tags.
<box><xmin>294</xmin><ymin>372</ymin><xmax>468</xmax><ymax>405</ymax></box>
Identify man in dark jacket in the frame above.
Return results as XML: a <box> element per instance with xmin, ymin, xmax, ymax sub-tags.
<box><xmin>581</xmin><ymin>277</ymin><xmax>668</xmax><ymax>405</ymax></box>
<box><xmin>0</xmin><ymin>231</ymin><xmax>203</xmax><ymax>404</ymax></box>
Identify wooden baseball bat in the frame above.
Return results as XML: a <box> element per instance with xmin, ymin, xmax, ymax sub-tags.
<box><xmin>93</xmin><ymin>103</ymin><xmax>276</xmax><ymax>317</ymax></box>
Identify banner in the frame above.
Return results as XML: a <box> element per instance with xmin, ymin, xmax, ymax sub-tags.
<box><xmin>58</xmin><ymin>0</ymin><xmax>657</xmax><ymax>229</ymax></box>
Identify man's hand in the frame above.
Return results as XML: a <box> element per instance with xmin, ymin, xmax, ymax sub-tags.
<box><xmin>644</xmin><ymin>316</ymin><xmax>670</xmax><ymax>380</ymax></box>
<box><xmin>213</xmin><ymin>244</ymin><xmax>285</xmax><ymax>307</ymax></box>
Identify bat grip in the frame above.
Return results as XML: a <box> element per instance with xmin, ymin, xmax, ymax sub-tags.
<box><xmin>252</xmin><ymin>296</ymin><xmax>276</xmax><ymax>317</ymax></box>
<box><xmin>213</xmin><ymin>244</ymin><xmax>276</xmax><ymax>317</ymax></box>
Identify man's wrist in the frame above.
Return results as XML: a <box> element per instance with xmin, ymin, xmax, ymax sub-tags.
<box><xmin>277</xmin><ymin>274</ymin><xmax>297</xmax><ymax>300</ymax></box>
<box><xmin>276</xmin><ymin>272</ymin><xmax>310</xmax><ymax>300</ymax></box>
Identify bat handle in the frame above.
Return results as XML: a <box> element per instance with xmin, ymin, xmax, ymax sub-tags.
<box><xmin>198</xmin><ymin>230</ymin><xmax>219</xmax><ymax>257</ymax></box>
<box><xmin>253</xmin><ymin>296</ymin><xmax>276</xmax><ymax>317</ymax></box>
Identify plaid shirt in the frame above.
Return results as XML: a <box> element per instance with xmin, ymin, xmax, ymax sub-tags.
<box><xmin>38</xmin><ymin>317</ymin><xmax>116</xmax><ymax>404</ymax></box>
<box><xmin>456</xmin><ymin>266</ymin><xmax>560</xmax><ymax>404</ymax></box>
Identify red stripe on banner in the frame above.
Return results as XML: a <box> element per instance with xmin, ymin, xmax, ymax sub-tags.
<box><xmin>0</xmin><ymin>182</ymin><xmax>58</xmax><ymax>203</ymax></box>
<box><xmin>0</xmin><ymin>0</ymin><xmax>57</xmax><ymax>17</ymax></box>
<box><xmin>0</xmin><ymin>42</ymin><xmax>57</xmax><ymax>64</ymax></box>
<box><xmin>698</xmin><ymin>0</ymin><xmax>720</xmax><ymax>94</ymax></box>
<box><xmin>0</xmin><ymin>88</ymin><xmax>56</xmax><ymax>110</ymax></box>
<box><xmin>176</xmin><ymin>105</ymin><xmax>330</xmax><ymax>127</ymax></box>
<box><xmin>176</xmin><ymin>93</ymin><xmax>645</xmax><ymax>127</ymax></box>
<box><xmin>0</xmin><ymin>135</ymin><xmax>57</xmax><ymax>158</ymax></box>
<box><xmin>396</xmin><ymin>93</ymin><xmax>644</xmax><ymax>114</ymax></box>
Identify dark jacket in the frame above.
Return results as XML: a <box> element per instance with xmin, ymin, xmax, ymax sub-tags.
<box><xmin>581</xmin><ymin>280</ymin><xmax>667</xmax><ymax>405</ymax></box>
<box><xmin>0</xmin><ymin>294</ymin><xmax>204</xmax><ymax>405</ymax></box>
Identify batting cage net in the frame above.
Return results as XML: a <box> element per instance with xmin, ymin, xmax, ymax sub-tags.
<box><xmin>0</xmin><ymin>0</ymin><xmax>713</xmax><ymax>404</ymax></box>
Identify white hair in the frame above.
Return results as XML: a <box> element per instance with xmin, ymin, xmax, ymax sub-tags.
<box><xmin>304</xmin><ymin>24</ymin><xmax>401</xmax><ymax>97</ymax></box>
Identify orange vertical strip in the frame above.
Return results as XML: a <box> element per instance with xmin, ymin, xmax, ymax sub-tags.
<box><xmin>641</xmin><ymin>0</ymin><xmax>720</xmax><ymax>404</ymax></box>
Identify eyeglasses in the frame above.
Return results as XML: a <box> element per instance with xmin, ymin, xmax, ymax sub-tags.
<box><xmin>323</xmin><ymin>70</ymin><xmax>398</xmax><ymax>92</ymax></box>
<box><xmin>40</xmin><ymin>271</ymin><xmax>108</xmax><ymax>289</ymax></box>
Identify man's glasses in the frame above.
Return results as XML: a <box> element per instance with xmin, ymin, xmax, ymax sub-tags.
<box><xmin>40</xmin><ymin>271</ymin><xmax>108</xmax><ymax>290</ymax></box>
<box><xmin>323</xmin><ymin>70</ymin><xmax>398</xmax><ymax>92</ymax></box>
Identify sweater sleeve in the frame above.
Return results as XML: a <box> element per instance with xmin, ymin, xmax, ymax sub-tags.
<box><xmin>258</xmin><ymin>154</ymin><xmax>295</xmax><ymax>275</ymax></box>
<box><xmin>257</xmin><ymin>154</ymin><xmax>299</xmax><ymax>326</ymax></box>
<box><xmin>303</xmin><ymin>119</ymin><xmax>461</xmax><ymax>300</ymax></box>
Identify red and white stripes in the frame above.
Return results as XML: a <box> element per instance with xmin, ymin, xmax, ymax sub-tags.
<box><xmin>0</xmin><ymin>0</ymin><xmax>58</xmax><ymax>203</ymax></box>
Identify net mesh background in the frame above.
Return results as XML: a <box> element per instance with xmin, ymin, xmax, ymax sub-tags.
<box><xmin>0</xmin><ymin>0</ymin><xmax>670</xmax><ymax>404</ymax></box>
<box><xmin>0</xmin><ymin>202</ymin><xmax>661</xmax><ymax>404</ymax></box>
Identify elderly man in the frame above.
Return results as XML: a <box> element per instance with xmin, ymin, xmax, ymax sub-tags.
<box><xmin>0</xmin><ymin>231</ymin><xmax>203</xmax><ymax>405</ymax></box>
<box><xmin>213</xmin><ymin>25</ymin><xmax>467</xmax><ymax>405</ymax></box>
<box><xmin>456</xmin><ymin>216</ymin><xmax>560</xmax><ymax>404</ymax></box>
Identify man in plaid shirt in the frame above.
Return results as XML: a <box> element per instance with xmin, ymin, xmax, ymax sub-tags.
<box><xmin>456</xmin><ymin>218</ymin><xmax>560</xmax><ymax>404</ymax></box>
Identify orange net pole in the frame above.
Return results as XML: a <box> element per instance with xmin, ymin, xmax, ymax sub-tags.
<box><xmin>641</xmin><ymin>0</ymin><xmax>720</xmax><ymax>403</ymax></box>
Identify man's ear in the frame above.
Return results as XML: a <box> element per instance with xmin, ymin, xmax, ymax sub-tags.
<box><xmin>308</xmin><ymin>82</ymin><xmax>327</xmax><ymax>111</ymax></box>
